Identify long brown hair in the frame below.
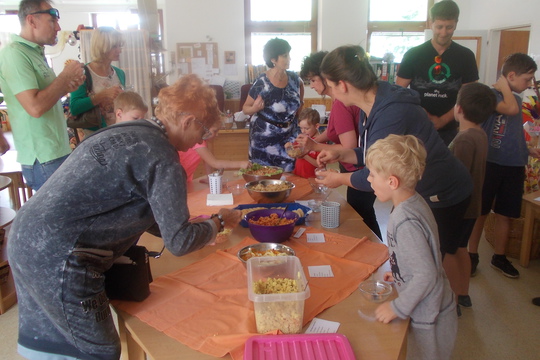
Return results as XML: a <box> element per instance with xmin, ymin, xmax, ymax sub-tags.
<box><xmin>320</xmin><ymin>45</ymin><xmax>378</xmax><ymax>93</ymax></box>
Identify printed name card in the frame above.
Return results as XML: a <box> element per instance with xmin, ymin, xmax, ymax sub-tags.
<box><xmin>308</xmin><ymin>265</ymin><xmax>334</xmax><ymax>277</ymax></box>
<box><xmin>307</xmin><ymin>233</ymin><xmax>325</xmax><ymax>243</ymax></box>
<box><xmin>305</xmin><ymin>318</ymin><xmax>340</xmax><ymax>334</ymax></box>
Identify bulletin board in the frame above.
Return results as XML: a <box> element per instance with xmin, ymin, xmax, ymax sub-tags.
<box><xmin>175</xmin><ymin>42</ymin><xmax>219</xmax><ymax>80</ymax></box>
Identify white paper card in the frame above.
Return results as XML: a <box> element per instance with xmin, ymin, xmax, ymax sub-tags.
<box><xmin>206</xmin><ymin>193</ymin><xmax>233</xmax><ymax>206</ymax></box>
<box><xmin>308</xmin><ymin>265</ymin><xmax>334</xmax><ymax>277</ymax></box>
<box><xmin>305</xmin><ymin>318</ymin><xmax>340</xmax><ymax>334</ymax></box>
<box><xmin>293</xmin><ymin>227</ymin><xmax>306</xmax><ymax>238</ymax></box>
<box><xmin>307</xmin><ymin>233</ymin><xmax>325</xmax><ymax>243</ymax></box>
<box><xmin>295</xmin><ymin>200</ymin><xmax>310</xmax><ymax>207</ymax></box>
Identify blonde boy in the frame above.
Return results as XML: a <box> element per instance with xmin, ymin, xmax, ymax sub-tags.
<box><xmin>366</xmin><ymin>134</ymin><xmax>457</xmax><ymax>360</ymax></box>
<box><xmin>114</xmin><ymin>91</ymin><xmax>148</xmax><ymax>123</ymax></box>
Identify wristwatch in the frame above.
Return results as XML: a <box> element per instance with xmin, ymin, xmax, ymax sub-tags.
<box><xmin>211</xmin><ymin>213</ymin><xmax>225</xmax><ymax>233</ymax></box>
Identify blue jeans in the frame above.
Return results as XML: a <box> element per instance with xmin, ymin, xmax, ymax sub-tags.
<box><xmin>21</xmin><ymin>154</ymin><xmax>69</xmax><ymax>191</ymax></box>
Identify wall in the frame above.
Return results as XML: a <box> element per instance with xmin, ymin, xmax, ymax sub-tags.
<box><xmin>454</xmin><ymin>0</ymin><xmax>540</xmax><ymax>82</ymax></box>
<box><xmin>161</xmin><ymin>0</ymin><xmax>245</xmax><ymax>85</ymax></box>
<box><xmin>2</xmin><ymin>0</ymin><xmax>539</xmax><ymax>87</ymax></box>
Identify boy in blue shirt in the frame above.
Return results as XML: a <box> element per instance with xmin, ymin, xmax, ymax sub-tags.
<box><xmin>468</xmin><ymin>53</ymin><xmax>540</xmax><ymax>278</ymax></box>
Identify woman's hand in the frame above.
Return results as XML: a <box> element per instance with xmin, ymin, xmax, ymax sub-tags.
<box><xmin>315</xmin><ymin>169</ymin><xmax>345</xmax><ymax>189</ymax></box>
<box><xmin>93</xmin><ymin>86</ymin><xmax>123</xmax><ymax>107</ymax></box>
<box><xmin>238</xmin><ymin>161</ymin><xmax>250</xmax><ymax>169</ymax></box>
<box><xmin>375</xmin><ymin>302</ymin><xmax>397</xmax><ymax>324</ymax></box>
<box><xmin>217</xmin><ymin>209</ymin><xmax>242</xmax><ymax>228</ymax></box>
<box><xmin>317</xmin><ymin>149</ymin><xmax>342</xmax><ymax>167</ymax></box>
<box><xmin>295</xmin><ymin>133</ymin><xmax>316</xmax><ymax>152</ymax></box>
<box><xmin>252</xmin><ymin>95</ymin><xmax>265</xmax><ymax>112</ymax></box>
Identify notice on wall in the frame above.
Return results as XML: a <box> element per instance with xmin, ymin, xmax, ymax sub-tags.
<box><xmin>176</xmin><ymin>42</ymin><xmax>219</xmax><ymax>80</ymax></box>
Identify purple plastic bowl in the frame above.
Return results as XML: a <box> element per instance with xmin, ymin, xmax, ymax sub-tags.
<box><xmin>245</xmin><ymin>209</ymin><xmax>299</xmax><ymax>243</ymax></box>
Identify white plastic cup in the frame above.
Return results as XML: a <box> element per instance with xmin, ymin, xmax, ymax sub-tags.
<box><xmin>321</xmin><ymin>201</ymin><xmax>340</xmax><ymax>228</ymax></box>
<box><xmin>208</xmin><ymin>175</ymin><xmax>223</xmax><ymax>194</ymax></box>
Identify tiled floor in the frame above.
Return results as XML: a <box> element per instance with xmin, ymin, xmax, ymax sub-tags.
<box><xmin>1</xmin><ymin>188</ymin><xmax>539</xmax><ymax>359</ymax></box>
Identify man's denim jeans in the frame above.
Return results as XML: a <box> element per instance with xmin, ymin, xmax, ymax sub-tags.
<box><xmin>21</xmin><ymin>154</ymin><xmax>69</xmax><ymax>191</ymax></box>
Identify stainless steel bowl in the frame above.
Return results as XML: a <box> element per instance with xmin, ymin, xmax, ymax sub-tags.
<box><xmin>237</xmin><ymin>242</ymin><xmax>296</xmax><ymax>264</ymax></box>
<box><xmin>241</xmin><ymin>166</ymin><xmax>284</xmax><ymax>182</ymax></box>
<box><xmin>245</xmin><ymin>179</ymin><xmax>295</xmax><ymax>203</ymax></box>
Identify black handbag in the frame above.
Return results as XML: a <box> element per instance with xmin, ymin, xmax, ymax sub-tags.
<box><xmin>66</xmin><ymin>65</ymin><xmax>102</xmax><ymax>129</ymax></box>
<box><xmin>104</xmin><ymin>245</ymin><xmax>153</xmax><ymax>302</ymax></box>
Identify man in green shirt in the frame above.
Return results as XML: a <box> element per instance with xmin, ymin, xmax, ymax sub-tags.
<box><xmin>0</xmin><ymin>0</ymin><xmax>84</xmax><ymax>190</ymax></box>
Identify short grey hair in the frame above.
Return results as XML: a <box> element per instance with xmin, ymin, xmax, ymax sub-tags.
<box><xmin>18</xmin><ymin>0</ymin><xmax>53</xmax><ymax>25</ymax></box>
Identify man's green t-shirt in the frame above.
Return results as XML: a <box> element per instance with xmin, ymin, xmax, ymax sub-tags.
<box><xmin>0</xmin><ymin>34</ymin><xmax>71</xmax><ymax>165</ymax></box>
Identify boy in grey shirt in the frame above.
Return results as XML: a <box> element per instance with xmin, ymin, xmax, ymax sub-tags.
<box><xmin>366</xmin><ymin>134</ymin><xmax>457</xmax><ymax>360</ymax></box>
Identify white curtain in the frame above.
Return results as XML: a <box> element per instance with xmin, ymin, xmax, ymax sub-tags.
<box><xmin>79</xmin><ymin>29</ymin><xmax>152</xmax><ymax>115</ymax></box>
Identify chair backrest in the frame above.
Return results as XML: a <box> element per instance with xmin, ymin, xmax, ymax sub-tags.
<box><xmin>239</xmin><ymin>84</ymin><xmax>252</xmax><ymax>112</ymax></box>
<box><xmin>209</xmin><ymin>85</ymin><xmax>225</xmax><ymax>112</ymax></box>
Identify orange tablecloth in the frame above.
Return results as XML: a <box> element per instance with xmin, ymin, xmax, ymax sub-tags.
<box><xmin>113</xmin><ymin>228</ymin><xmax>388</xmax><ymax>359</ymax></box>
<box><xmin>187</xmin><ymin>174</ymin><xmax>314</xmax><ymax>217</ymax></box>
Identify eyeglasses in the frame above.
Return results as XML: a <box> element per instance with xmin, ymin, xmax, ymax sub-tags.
<box><xmin>29</xmin><ymin>8</ymin><xmax>60</xmax><ymax>19</ymax></box>
<box><xmin>180</xmin><ymin>112</ymin><xmax>212</xmax><ymax>140</ymax></box>
<box><xmin>194</xmin><ymin>118</ymin><xmax>213</xmax><ymax>140</ymax></box>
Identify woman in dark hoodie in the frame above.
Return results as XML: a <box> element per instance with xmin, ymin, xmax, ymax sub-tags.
<box><xmin>315</xmin><ymin>45</ymin><xmax>472</xmax><ymax>300</ymax></box>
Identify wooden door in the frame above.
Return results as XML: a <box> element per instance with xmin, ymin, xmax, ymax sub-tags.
<box><xmin>497</xmin><ymin>30</ymin><xmax>530</xmax><ymax>77</ymax></box>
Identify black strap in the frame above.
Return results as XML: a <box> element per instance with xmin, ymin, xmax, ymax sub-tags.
<box><xmin>257</xmin><ymin>113</ymin><xmax>293</xmax><ymax>128</ymax></box>
<box><xmin>83</xmin><ymin>65</ymin><xmax>92</xmax><ymax>93</ymax></box>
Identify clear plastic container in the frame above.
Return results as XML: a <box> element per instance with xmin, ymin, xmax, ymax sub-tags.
<box><xmin>247</xmin><ymin>256</ymin><xmax>310</xmax><ymax>334</ymax></box>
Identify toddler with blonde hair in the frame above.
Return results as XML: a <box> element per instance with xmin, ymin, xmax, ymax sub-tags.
<box><xmin>366</xmin><ymin>134</ymin><xmax>457</xmax><ymax>360</ymax></box>
<box><xmin>114</xmin><ymin>91</ymin><xmax>148</xmax><ymax>123</ymax></box>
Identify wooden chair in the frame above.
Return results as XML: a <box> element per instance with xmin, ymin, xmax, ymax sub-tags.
<box><xmin>239</xmin><ymin>84</ymin><xmax>252</xmax><ymax>112</ymax></box>
<box><xmin>209</xmin><ymin>85</ymin><xmax>225</xmax><ymax>112</ymax></box>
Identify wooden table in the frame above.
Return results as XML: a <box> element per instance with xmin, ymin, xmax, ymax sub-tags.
<box><xmin>520</xmin><ymin>190</ymin><xmax>540</xmax><ymax>267</ymax></box>
<box><xmin>0</xmin><ymin>206</ymin><xmax>17</xmax><ymax>314</ymax></box>
<box><xmin>114</xmin><ymin>172</ymin><xmax>408</xmax><ymax>360</ymax></box>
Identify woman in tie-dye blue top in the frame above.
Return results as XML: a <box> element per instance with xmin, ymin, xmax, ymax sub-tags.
<box><xmin>243</xmin><ymin>38</ymin><xmax>304</xmax><ymax>172</ymax></box>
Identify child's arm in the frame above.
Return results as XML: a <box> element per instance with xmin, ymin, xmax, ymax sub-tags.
<box><xmin>493</xmin><ymin>75</ymin><xmax>520</xmax><ymax>115</ymax></box>
<box><xmin>375</xmin><ymin>302</ymin><xmax>398</xmax><ymax>324</ymax></box>
<box><xmin>302</xmin><ymin>153</ymin><xmax>319</xmax><ymax>167</ymax></box>
<box><xmin>196</xmin><ymin>147</ymin><xmax>249</xmax><ymax>171</ymax></box>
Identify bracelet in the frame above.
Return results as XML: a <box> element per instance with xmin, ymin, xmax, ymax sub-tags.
<box><xmin>211</xmin><ymin>213</ymin><xmax>225</xmax><ymax>233</ymax></box>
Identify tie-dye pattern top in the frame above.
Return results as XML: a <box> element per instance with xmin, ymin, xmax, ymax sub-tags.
<box><xmin>248</xmin><ymin>71</ymin><xmax>302</xmax><ymax>172</ymax></box>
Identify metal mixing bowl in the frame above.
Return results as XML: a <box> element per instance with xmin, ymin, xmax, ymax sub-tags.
<box><xmin>241</xmin><ymin>166</ymin><xmax>284</xmax><ymax>182</ymax></box>
<box><xmin>245</xmin><ymin>179</ymin><xmax>295</xmax><ymax>203</ymax></box>
<box><xmin>237</xmin><ymin>242</ymin><xmax>296</xmax><ymax>264</ymax></box>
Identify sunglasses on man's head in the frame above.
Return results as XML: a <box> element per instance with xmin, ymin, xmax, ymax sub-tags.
<box><xmin>30</xmin><ymin>8</ymin><xmax>60</xmax><ymax>19</ymax></box>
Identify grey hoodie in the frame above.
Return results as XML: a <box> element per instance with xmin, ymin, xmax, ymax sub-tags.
<box><xmin>350</xmin><ymin>81</ymin><xmax>472</xmax><ymax>208</ymax></box>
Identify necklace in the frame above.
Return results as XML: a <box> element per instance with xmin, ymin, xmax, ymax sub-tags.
<box><xmin>149</xmin><ymin>117</ymin><xmax>168</xmax><ymax>137</ymax></box>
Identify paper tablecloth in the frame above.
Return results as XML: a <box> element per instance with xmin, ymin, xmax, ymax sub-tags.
<box><xmin>187</xmin><ymin>174</ymin><xmax>314</xmax><ymax>217</ymax></box>
<box><xmin>113</xmin><ymin>229</ymin><xmax>388</xmax><ymax>359</ymax></box>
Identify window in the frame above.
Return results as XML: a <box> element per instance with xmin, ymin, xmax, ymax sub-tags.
<box><xmin>91</xmin><ymin>10</ymin><xmax>165</xmax><ymax>74</ymax></box>
<box><xmin>244</xmin><ymin>0</ymin><xmax>317</xmax><ymax>72</ymax></box>
<box><xmin>368</xmin><ymin>0</ymin><xmax>434</xmax><ymax>62</ymax></box>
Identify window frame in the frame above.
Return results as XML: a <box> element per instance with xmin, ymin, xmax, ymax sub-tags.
<box><xmin>367</xmin><ymin>0</ymin><xmax>434</xmax><ymax>56</ymax></box>
<box><xmin>244</xmin><ymin>0</ymin><xmax>318</xmax><ymax>65</ymax></box>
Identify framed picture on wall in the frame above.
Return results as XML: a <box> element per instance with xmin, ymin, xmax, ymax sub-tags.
<box><xmin>225</xmin><ymin>51</ymin><xmax>236</xmax><ymax>64</ymax></box>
